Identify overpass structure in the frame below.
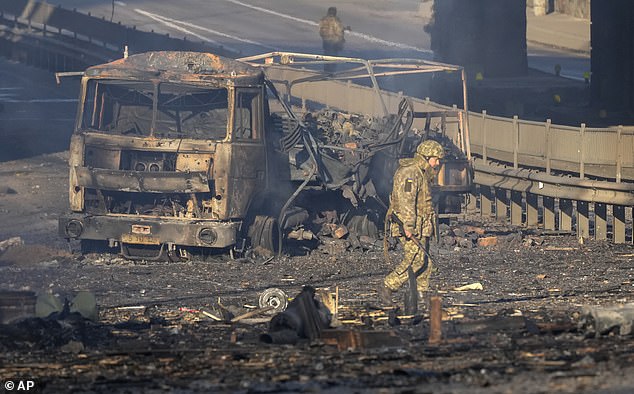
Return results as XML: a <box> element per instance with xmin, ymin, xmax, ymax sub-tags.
<box><xmin>1</xmin><ymin>0</ymin><xmax>632</xmax><ymax>244</ymax></box>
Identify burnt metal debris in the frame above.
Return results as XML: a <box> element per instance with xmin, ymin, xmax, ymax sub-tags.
<box><xmin>261</xmin><ymin>286</ymin><xmax>331</xmax><ymax>344</ymax></box>
<box><xmin>55</xmin><ymin>50</ymin><xmax>474</xmax><ymax>260</ymax></box>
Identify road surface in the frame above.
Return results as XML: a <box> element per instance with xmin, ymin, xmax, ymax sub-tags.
<box><xmin>49</xmin><ymin>0</ymin><xmax>588</xmax><ymax>79</ymax></box>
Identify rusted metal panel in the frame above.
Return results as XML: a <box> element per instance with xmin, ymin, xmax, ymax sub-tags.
<box><xmin>175</xmin><ymin>153</ymin><xmax>213</xmax><ymax>173</ymax></box>
<box><xmin>74</xmin><ymin>167</ymin><xmax>210</xmax><ymax>193</ymax></box>
<box><xmin>227</xmin><ymin>143</ymin><xmax>267</xmax><ymax>218</ymax></box>
<box><xmin>68</xmin><ymin>134</ymin><xmax>85</xmax><ymax>212</ymax></box>
<box><xmin>210</xmin><ymin>143</ymin><xmax>231</xmax><ymax>220</ymax></box>
<box><xmin>84</xmin><ymin>146</ymin><xmax>121</xmax><ymax>169</ymax></box>
<box><xmin>87</xmin><ymin>52</ymin><xmax>263</xmax><ymax>86</ymax></box>
<box><xmin>83</xmin><ymin>133</ymin><xmax>218</xmax><ymax>153</ymax></box>
<box><xmin>60</xmin><ymin>214</ymin><xmax>239</xmax><ymax>248</ymax></box>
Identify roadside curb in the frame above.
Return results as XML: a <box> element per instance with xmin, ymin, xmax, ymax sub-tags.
<box><xmin>527</xmin><ymin>39</ymin><xmax>591</xmax><ymax>56</ymax></box>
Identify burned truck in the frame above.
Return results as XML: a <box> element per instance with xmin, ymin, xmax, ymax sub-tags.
<box><xmin>58</xmin><ymin>51</ymin><xmax>472</xmax><ymax>259</ymax></box>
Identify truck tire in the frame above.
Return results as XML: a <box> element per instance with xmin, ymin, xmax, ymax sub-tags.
<box><xmin>247</xmin><ymin>215</ymin><xmax>280</xmax><ymax>254</ymax></box>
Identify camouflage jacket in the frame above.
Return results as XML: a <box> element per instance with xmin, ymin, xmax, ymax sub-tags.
<box><xmin>319</xmin><ymin>15</ymin><xmax>345</xmax><ymax>46</ymax></box>
<box><xmin>388</xmin><ymin>157</ymin><xmax>436</xmax><ymax>238</ymax></box>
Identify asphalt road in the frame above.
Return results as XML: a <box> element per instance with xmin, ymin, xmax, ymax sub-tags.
<box><xmin>0</xmin><ymin>59</ymin><xmax>77</xmax><ymax>160</ymax></box>
<box><xmin>52</xmin><ymin>0</ymin><xmax>433</xmax><ymax>59</ymax></box>
<box><xmin>49</xmin><ymin>0</ymin><xmax>589</xmax><ymax>79</ymax></box>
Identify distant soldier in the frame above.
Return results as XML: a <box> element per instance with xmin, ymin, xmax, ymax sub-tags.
<box><xmin>379</xmin><ymin>139</ymin><xmax>445</xmax><ymax>304</ymax></box>
<box><xmin>319</xmin><ymin>7</ymin><xmax>345</xmax><ymax>71</ymax></box>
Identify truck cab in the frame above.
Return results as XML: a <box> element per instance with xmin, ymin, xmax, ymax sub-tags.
<box><xmin>58</xmin><ymin>52</ymin><xmax>277</xmax><ymax>259</ymax></box>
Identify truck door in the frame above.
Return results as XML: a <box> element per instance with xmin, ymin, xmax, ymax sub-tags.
<box><xmin>226</xmin><ymin>88</ymin><xmax>267</xmax><ymax>218</ymax></box>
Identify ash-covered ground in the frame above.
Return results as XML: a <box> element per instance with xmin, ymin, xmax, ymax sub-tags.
<box><xmin>1</xmin><ymin>152</ymin><xmax>634</xmax><ymax>394</ymax></box>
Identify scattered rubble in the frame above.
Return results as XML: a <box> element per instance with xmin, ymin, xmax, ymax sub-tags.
<box><xmin>580</xmin><ymin>304</ymin><xmax>634</xmax><ymax>337</ymax></box>
<box><xmin>0</xmin><ymin>236</ymin><xmax>23</xmax><ymax>254</ymax></box>
<box><xmin>1</xmin><ymin>150</ymin><xmax>634</xmax><ymax>392</ymax></box>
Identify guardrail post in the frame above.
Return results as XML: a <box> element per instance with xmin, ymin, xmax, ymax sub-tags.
<box><xmin>613</xmin><ymin>205</ymin><xmax>626</xmax><ymax>244</ymax></box>
<box><xmin>481</xmin><ymin>186</ymin><xmax>493</xmax><ymax>218</ymax></box>
<box><xmin>526</xmin><ymin>193</ymin><xmax>539</xmax><ymax>227</ymax></box>
<box><xmin>616</xmin><ymin>125</ymin><xmax>623</xmax><ymax>183</ymax></box>
<box><xmin>594</xmin><ymin>203</ymin><xmax>607</xmax><ymax>241</ymax></box>
<box><xmin>513</xmin><ymin>115</ymin><xmax>519</xmax><ymax>169</ymax></box>
<box><xmin>543</xmin><ymin>196</ymin><xmax>555</xmax><ymax>230</ymax></box>
<box><xmin>482</xmin><ymin>110</ymin><xmax>488</xmax><ymax>161</ymax></box>
<box><xmin>579</xmin><ymin>123</ymin><xmax>586</xmax><ymax>179</ymax></box>
<box><xmin>347</xmin><ymin>80</ymin><xmax>353</xmax><ymax>113</ymax></box>
<box><xmin>495</xmin><ymin>188</ymin><xmax>508</xmax><ymax>222</ymax></box>
<box><xmin>545</xmin><ymin>119</ymin><xmax>552</xmax><ymax>175</ymax></box>
<box><xmin>510</xmin><ymin>191</ymin><xmax>523</xmax><ymax>225</ymax></box>
<box><xmin>559</xmin><ymin>199</ymin><xmax>573</xmax><ymax>232</ymax></box>
<box><xmin>577</xmin><ymin>201</ymin><xmax>590</xmax><ymax>239</ymax></box>
<box><xmin>466</xmin><ymin>187</ymin><xmax>478</xmax><ymax>214</ymax></box>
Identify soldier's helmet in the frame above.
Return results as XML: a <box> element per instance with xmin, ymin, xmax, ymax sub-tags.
<box><xmin>416</xmin><ymin>140</ymin><xmax>445</xmax><ymax>159</ymax></box>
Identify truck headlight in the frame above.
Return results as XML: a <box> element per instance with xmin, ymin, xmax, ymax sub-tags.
<box><xmin>198</xmin><ymin>228</ymin><xmax>217</xmax><ymax>245</ymax></box>
<box><xmin>65</xmin><ymin>220</ymin><xmax>83</xmax><ymax>238</ymax></box>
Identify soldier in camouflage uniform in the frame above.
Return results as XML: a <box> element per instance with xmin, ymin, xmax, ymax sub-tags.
<box><xmin>319</xmin><ymin>7</ymin><xmax>345</xmax><ymax>72</ymax></box>
<box><xmin>379</xmin><ymin>139</ymin><xmax>445</xmax><ymax>304</ymax></box>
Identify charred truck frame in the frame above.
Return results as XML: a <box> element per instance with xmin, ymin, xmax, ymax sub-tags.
<box><xmin>58</xmin><ymin>51</ymin><xmax>472</xmax><ymax>259</ymax></box>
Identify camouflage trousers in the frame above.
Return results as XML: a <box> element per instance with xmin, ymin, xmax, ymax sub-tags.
<box><xmin>384</xmin><ymin>236</ymin><xmax>432</xmax><ymax>292</ymax></box>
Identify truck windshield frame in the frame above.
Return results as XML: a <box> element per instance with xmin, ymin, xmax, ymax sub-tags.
<box><xmin>233</xmin><ymin>88</ymin><xmax>262</xmax><ymax>141</ymax></box>
<box><xmin>79</xmin><ymin>79</ymin><xmax>230</xmax><ymax>140</ymax></box>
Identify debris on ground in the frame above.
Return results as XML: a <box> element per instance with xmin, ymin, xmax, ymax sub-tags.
<box><xmin>261</xmin><ymin>286</ymin><xmax>331</xmax><ymax>344</ymax></box>
<box><xmin>580</xmin><ymin>304</ymin><xmax>634</xmax><ymax>336</ymax></box>
<box><xmin>0</xmin><ymin>236</ymin><xmax>23</xmax><ymax>254</ymax></box>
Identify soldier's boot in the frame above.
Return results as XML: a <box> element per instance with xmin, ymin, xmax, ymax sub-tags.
<box><xmin>377</xmin><ymin>283</ymin><xmax>394</xmax><ymax>305</ymax></box>
<box><xmin>417</xmin><ymin>291</ymin><xmax>428</xmax><ymax>313</ymax></box>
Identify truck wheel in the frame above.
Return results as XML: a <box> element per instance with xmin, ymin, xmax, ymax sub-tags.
<box><xmin>247</xmin><ymin>215</ymin><xmax>280</xmax><ymax>254</ymax></box>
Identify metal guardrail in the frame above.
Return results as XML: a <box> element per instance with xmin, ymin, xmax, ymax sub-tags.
<box><xmin>0</xmin><ymin>0</ymin><xmax>237</xmax><ymax>71</ymax></box>
<box><xmin>263</xmin><ymin>66</ymin><xmax>633</xmax><ymax>243</ymax></box>
<box><xmin>470</xmin><ymin>112</ymin><xmax>634</xmax><ymax>181</ymax></box>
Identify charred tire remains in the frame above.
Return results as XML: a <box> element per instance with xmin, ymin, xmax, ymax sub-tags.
<box><xmin>247</xmin><ymin>215</ymin><xmax>280</xmax><ymax>254</ymax></box>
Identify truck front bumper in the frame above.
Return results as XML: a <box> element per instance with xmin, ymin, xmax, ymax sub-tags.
<box><xmin>59</xmin><ymin>214</ymin><xmax>240</xmax><ymax>249</ymax></box>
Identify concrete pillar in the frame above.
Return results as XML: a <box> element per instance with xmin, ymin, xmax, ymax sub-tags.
<box><xmin>533</xmin><ymin>0</ymin><xmax>548</xmax><ymax>16</ymax></box>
